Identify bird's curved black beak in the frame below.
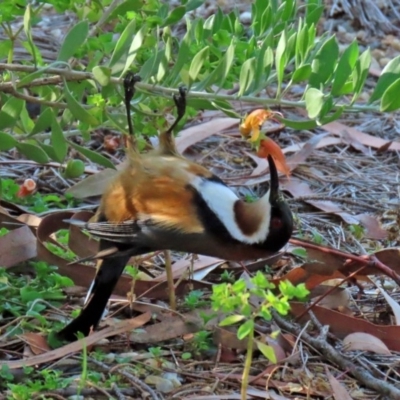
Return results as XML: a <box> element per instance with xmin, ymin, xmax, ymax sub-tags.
<box><xmin>268</xmin><ymin>155</ymin><xmax>280</xmax><ymax>205</ymax></box>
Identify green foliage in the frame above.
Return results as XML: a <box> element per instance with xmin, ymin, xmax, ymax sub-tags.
<box><xmin>0</xmin><ymin>178</ymin><xmax>80</xmax><ymax>213</ymax></box>
<box><xmin>0</xmin><ymin>262</ymin><xmax>73</xmax><ymax>337</ymax></box>
<box><xmin>211</xmin><ymin>271</ymin><xmax>309</xmax><ymax>359</ymax></box>
<box><xmin>184</xmin><ymin>289</ymin><xmax>206</xmax><ymax>310</ymax></box>
<box><xmin>211</xmin><ymin>271</ymin><xmax>308</xmax><ymax>397</ymax></box>
<box><xmin>0</xmin><ymin>0</ymin><xmax>399</xmax><ymax>166</ymax></box>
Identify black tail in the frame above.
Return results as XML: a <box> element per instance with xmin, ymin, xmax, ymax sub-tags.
<box><xmin>56</xmin><ymin>253</ymin><xmax>131</xmax><ymax>342</ymax></box>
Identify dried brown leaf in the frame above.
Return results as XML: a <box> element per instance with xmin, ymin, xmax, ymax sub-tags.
<box><xmin>19</xmin><ymin>332</ymin><xmax>51</xmax><ymax>355</ymax></box>
<box><xmin>327</xmin><ymin>370</ymin><xmax>353</xmax><ymax>400</ymax></box>
<box><xmin>0</xmin><ymin>225</ymin><xmax>36</xmax><ymax>268</ymax></box>
<box><xmin>176</xmin><ymin>117</ymin><xmax>239</xmax><ymax>153</ymax></box>
<box><xmin>324</xmin><ymin>121</ymin><xmax>400</xmax><ymax>151</ymax></box>
<box><xmin>129</xmin><ymin>310</ymin><xmax>204</xmax><ymax>343</ymax></box>
<box><xmin>376</xmin><ymin>285</ymin><xmax>400</xmax><ymax>325</ymax></box>
<box><xmin>343</xmin><ymin>332</ymin><xmax>391</xmax><ymax>355</ymax></box>
<box><xmin>291</xmin><ymin>303</ymin><xmax>400</xmax><ymax>351</ymax></box>
<box><xmin>284</xmin><ymin>179</ymin><xmax>386</xmax><ymax>237</ymax></box>
<box><xmin>156</xmin><ymin>255</ymin><xmax>223</xmax><ymax>281</ymax></box>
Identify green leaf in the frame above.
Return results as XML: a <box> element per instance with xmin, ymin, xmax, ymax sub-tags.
<box><xmin>275</xmin><ymin>30</ymin><xmax>287</xmax><ymax>95</ymax></box>
<box><xmin>305</xmin><ymin>88</ymin><xmax>325</xmax><ymax>119</ymax></box>
<box><xmin>196</xmin><ymin>41</ymin><xmax>235</xmax><ymax>90</ymax></box>
<box><xmin>2</xmin><ymin>97</ymin><xmax>24</xmax><ymax>120</ymax></box>
<box><xmin>57</xmin><ymin>21</ymin><xmax>89</xmax><ymax>62</ymax></box>
<box><xmin>295</xmin><ymin>20</ymin><xmax>308</xmax><ymax>65</ymax></box>
<box><xmin>17</xmin><ymin>142</ymin><xmax>49</xmax><ymax>163</ymax></box>
<box><xmin>122</xmin><ymin>24</ymin><xmax>147</xmax><ymax>76</ymax></box>
<box><xmin>186</xmin><ymin>99</ymin><xmax>215</xmax><ymax>109</ymax></box>
<box><xmin>280</xmin><ymin>0</ymin><xmax>295</xmax><ymax>21</ymax></box>
<box><xmin>369</xmin><ymin>55</ymin><xmax>400</xmax><ymax>103</ymax></box>
<box><xmin>39</xmin><ymin>142</ymin><xmax>58</xmax><ymax>160</ymax></box>
<box><xmin>63</xmin><ymin>81</ymin><xmax>99</xmax><ymax>126</ymax></box>
<box><xmin>92</xmin><ymin>66</ymin><xmax>111</xmax><ymax>86</ymax></box>
<box><xmin>309</xmin><ymin>36</ymin><xmax>339</xmax><ymax>88</ymax></box>
<box><xmin>23</xmin><ymin>5</ymin><xmax>36</xmax><ymax>66</ymax></box>
<box><xmin>211</xmin><ymin>100</ymin><xmax>241</xmax><ymax>118</ymax></box>
<box><xmin>166</xmin><ymin>40</ymin><xmax>191</xmax><ymax>86</ymax></box>
<box><xmin>292</xmin><ymin>64</ymin><xmax>311</xmax><ymax>83</ymax></box>
<box><xmin>318</xmin><ymin>94</ymin><xmax>334</xmax><ymax>119</ymax></box>
<box><xmin>30</xmin><ymin>107</ymin><xmax>53</xmax><ymax>136</ymax></box>
<box><xmin>351</xmin><ymin>49</ymin><xmax>371</xmax><ymax>104</ymax></box>
<box><xmin>319</xmin><ymin>105</ymin><xmax>345</xmax><ymax>125</ymax></box>
<box><xmin>280</xmin><ymin>118</ymin><xmax>318</xmax><ymax>130</ymax></box>
<box><xmin>185</xmin><ymin>0</ymin><xmax>203</xmax><ymax>12</ymax></box>
<box><xmin>219</xmin><ymin>314</ymin><xmax>245</xmax><ymax>327</ymax></box>
<box><xmin>69</xmin><ymin>141</ymin><xmax>115</xmax><ymax>169</ymax></box>
<box><xmin>162</xmin><ymin>5</ymin><xmax>186</xmax><ymax>27</ymax></box>
<box><xmin>253</xmin><ymin>43</ymin><xmax>273</xmax><ymax>93</ymax></box>
<box><xmin>380</xmin><ymin>78</ymin><xmax>400</xmax><ymax>112</ymax></box>
<box><xmin>188</xmin><ymin>46</ymin><xmax>209</xmax><ymax>85</ymax></box>
<box><xmin>306</xmin><ymin>0</ymin><xmax>324</xmax><ymax>25</ymax></box>
<box><xmin>238</xmin><ymin>57</ymin><xmax>256</xmax><ymax>97</ymax></box>
<box><xmin>0</xmin><ymin>111</ymin><xmax>16</xmax><ymax>130</ymax></box>
<box><xmin>237</xmin><ymin>319</ymin><xmax>254</xmax><ymax>340</ymax></box>
<box><xmin>332</xmin><ymin>40</ymin><xmax>359</xmax><ymax>96</ymax></box>
<box><xmin>106</xmin><ymin>0</ymin><xmax>143</xmax><ymax>21</ymax></box>
<box><xmin>108</xmin><ymin>19</ymin><xmax>136</xmax><ymax>73</ymax></box>
<box><xmin>20</xmin><ymin>107</ymin><xmax>34</xmax><ymax>134</ymax></box>
<box><xmin>291</xmin><ymin>247</ymin><xmax>307</xmax><ymax>258</ymax></box>
<box><xmin>256</xmin><ymin>341</ymin><xmax>277</xmax><ymax>363</ymax></box>
<box><xmin>51</xmin><ymin>117</ymin><xmax>67</xmax><ymax>162</ymax></box>
<box><xmin>139</xmin><ymin>49</ymin><xmax>164</xmax><ymax>81</ymax></box>
<box><xmin>212</xmin><ymin>41</ymin><xmax>235</xmax><ymax>83</ymax></box>
<box><xmin>0</xmin><ymin>132</ymin><xmax>17</xmax><ymax>151</ymax></box>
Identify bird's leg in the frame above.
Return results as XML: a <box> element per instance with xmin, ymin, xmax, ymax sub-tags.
<box><xmin>166</xmin><ymin>86</ymin><xmax>187</xmax><ymax>135</ymax></box>
<box><xmin>164</xmin><ymin>250</ymin><xmax>176</xmax><ymax>311</ymax></box>
<box><xmin>159</xmin><ymin>86</ymin><xmax>187</xmax><ymax>155</ymax></box>
<box><xmin>123</xmin><ymin>73</ymin><xmax>141</xmax><ymax>141</ymax></box>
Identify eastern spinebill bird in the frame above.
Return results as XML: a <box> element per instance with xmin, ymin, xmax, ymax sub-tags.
<box><xmin>56</xmin><ymin>73</ymin><xmax>293</xmax><ymax>342</ymax></box>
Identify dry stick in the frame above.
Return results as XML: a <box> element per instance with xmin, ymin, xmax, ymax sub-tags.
<box><xmin>272</xmin><ymin>310</ymin><xmax>400</xmax><ymax>400</ymax></box>
<box><xmin>0</xmin><ymin>63</ymin><xmax>379</xmax><ymax>112</ymax></box>
<box><xmin>289</xmin><ymin>238</ymin><xmax>400</xmax><ymax>286</ymax></box>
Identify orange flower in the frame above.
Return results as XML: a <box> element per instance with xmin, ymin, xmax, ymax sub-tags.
<box><xmin>17</xmin><ymin>179</ymin><xmax>36</xmax><ymax>198</ymax></box>
<box><xmin>240</xmin><ymin>109</ymin><xmax>277</xmax><ymax>142</ymax></box>
<box><xmin>240</xmin><ymin>109</ymin><xmax>290</xmax><ymax>177</ymax></box>
<box><xmin>257</xmin><ymin>139</ymin><xmax>290</xmax><ymax>177</ymax></box>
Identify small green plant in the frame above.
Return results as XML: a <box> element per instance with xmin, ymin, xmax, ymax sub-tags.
<box><xmin>349</xmin><ymin>224</ymin><xmax>365</xmax><ymax>240</ymax></box>
<box><xmin>148</xmin><ymin>346</ymin><xmax>163</xmax><ymax>359</ymax></box>
<box><xmin>184</xmin><ymin>289</ymin><xmax>206</xmax><ymax>310</ymax></box>
<box><xmin>6</xmin><ymin>369</ymin><xmax>72</xmax><ymax>399</ymax></box>
<box><xmin>125</xmin><ymin>265</ymin><xmax>140</xmax><ymax>278</ymax></box>
<box><xmin>211</xmin><ymin>271</ymin><xmax>309</xmax><ymax>400</ymax></box>
<box><xmin>0</xmin><ymin>178</ymin><xmax>81</xmax><ymax>213</ymax></box>
<box><xmin>220</xmin><ymin>270</ymin><xmax>235</xmax><ymax>283</ymax></box>
<box><xmin>0</xmin><ymin>262</ymin><xmax>73</xmax><ymax>337</ymax></box>
<box><xmin>311</xmin><ymin>230</ymin><xmax>324</xmax><ymax>245</ymax></box>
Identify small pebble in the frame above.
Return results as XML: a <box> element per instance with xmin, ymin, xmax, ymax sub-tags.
<box><xmin>240</xmin><ymin>11</ymin><xmax>251</xmax><ymax>24</ymax></box>
<box><xmin>379</xmin><ymin>57</ymin><xmax>391</xmax><ymax>67</ymax></box>
<box><xmin>145</xmin><ymin>376</ymin><xmax>175</xmax><ymax>393</ymax></box>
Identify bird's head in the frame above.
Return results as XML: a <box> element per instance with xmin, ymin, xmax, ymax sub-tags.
<box><xmin>263</xmin><ymin>155</ymin><xmax>293</xmax><ymax>252</ymax></box>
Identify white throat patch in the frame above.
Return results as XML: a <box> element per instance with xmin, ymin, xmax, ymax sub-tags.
<box><xmin>190</xmin><ymin>177</ymin><xmax>271</xmax><ymax>244</ymax></box>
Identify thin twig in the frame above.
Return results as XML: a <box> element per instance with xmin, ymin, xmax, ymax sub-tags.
<box><xmin>272</xmin><ymin>310</ymin><xmax>400</xmax><ymax>400</ymax></box>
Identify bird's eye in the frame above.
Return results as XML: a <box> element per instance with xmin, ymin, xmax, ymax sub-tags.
<box><xmin>270</xmin><ymin>217</ymin><xmax>283</xmax><ymax>229</ymax></box>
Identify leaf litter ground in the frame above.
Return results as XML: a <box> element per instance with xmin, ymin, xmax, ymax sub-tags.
<box><xmin>2</xmin><ymin>3</ymin><xmax>400</xmax><ymax>400</ymax></box>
